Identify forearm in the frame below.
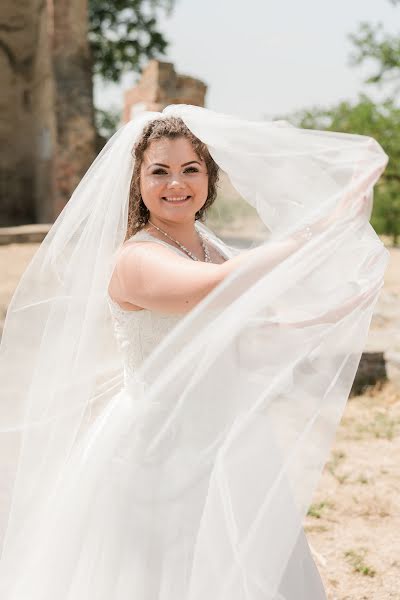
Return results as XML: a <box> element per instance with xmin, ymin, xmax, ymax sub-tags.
<box><xmin>218</xmin><ymin>177</ymin><xmax>376</xmax><ymax>283</ymax></box>
<box><xmin>219</xmin><ymin>233</ymin><xmax>307</xmax><ymax>280</ymax></box>
<box><xmin>278</xmin><ymin>282</ymin><xmax>380</xmax><ymax>329</ymax></box>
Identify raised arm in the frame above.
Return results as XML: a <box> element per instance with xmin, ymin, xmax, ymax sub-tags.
<box><xmin>108</xmin><ymin>226</ymin><xmax>344</xmax><ymax>315</ymax></box>
<box><xmin>272</xmin><ymin>282</ymin><xmax>382</xmax><ymax>330</ymax></box>
<box><xmin>109</xmin><ymin>181</ymin><xmax>376</xmax><ymax>315</ymax></box>
<box><xmin>108</xmin><ymin>231</ymin><xmax>316</xmax><ymax>314</ymax></box>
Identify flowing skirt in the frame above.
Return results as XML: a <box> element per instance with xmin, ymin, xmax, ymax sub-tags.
<box><xmin>2</xmin><ymin>380</ymin><xmax>326</xmax><ymax>600</ymax></box>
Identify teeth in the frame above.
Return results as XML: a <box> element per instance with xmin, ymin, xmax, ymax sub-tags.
<box><xmin>163</xmin><ymin>196</ymin><xmax>189</xmax><ymax>202</ymax></box>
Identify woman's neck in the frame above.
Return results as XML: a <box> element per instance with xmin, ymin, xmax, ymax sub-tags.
<box><xmin>145</xmin><ymin>217</ymin><xmax>200</xmax><ymax>248</ymax></box>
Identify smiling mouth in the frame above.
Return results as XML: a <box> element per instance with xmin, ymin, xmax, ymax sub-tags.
<box><xmin>162</xmin><ymin>195</ymin><xmax>192</xmax><ymax>203</ymax></box>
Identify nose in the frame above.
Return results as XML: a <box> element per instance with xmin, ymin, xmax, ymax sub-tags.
<box><xmin>167</xmin><ymin>173</ymin><xmax>185</xmax><ymax>188</ymax></box>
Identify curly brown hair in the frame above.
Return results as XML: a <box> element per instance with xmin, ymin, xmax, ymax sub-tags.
<box><xmin>125</xmin><ymin>116</ymin><xmax>220</xmax><ymax>241</ymax></box>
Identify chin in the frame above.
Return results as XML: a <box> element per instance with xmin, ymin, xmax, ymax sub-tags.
<box><xmin>156</xmin><ymin>204</ymin><xmax>202</xmax><ymax>219</ymax></box>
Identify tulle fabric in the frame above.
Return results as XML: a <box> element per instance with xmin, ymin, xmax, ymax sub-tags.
<box><xmin>0</xmin><ymin>104</ymin><xmax>388</xmax><ymax>599</ymax></box>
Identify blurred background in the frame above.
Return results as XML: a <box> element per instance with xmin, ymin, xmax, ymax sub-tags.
<box><xmin>0</xmin><ymin>1</ymin><xmax>399</xmax><ymax>598</ymax></box>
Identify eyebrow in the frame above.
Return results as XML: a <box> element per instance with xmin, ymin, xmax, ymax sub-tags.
<box><xmin>147</xmin><ymin>160</ymin><xmax>201</xmax><ymax>170</ymax></box>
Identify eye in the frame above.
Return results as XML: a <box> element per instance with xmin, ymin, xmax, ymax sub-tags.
<box><xmin>152</xmin><ymin>168</ymin><xmax>168</xmax><ymax>175</ymax></box>
<box><xmin>184</xmin><ymin>167</ymin><xmax>199</xmax><ymax>173</ymax></box>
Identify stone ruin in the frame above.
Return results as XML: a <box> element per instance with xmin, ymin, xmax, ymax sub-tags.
<box><xmin>123</xmin><ymin>60</ymin><xmax>207</xmax><ymax>122</ymax></box>
<box><xmin>0</xmin><ymin>0</ymin><xmax>97</xmax><ymax>226</ymax></box>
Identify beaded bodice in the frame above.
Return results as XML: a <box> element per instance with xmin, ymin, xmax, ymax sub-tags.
<box><xmin>107</xmin><ymin>227</ymin><xmax>229</xmax><ymax>389</ymax></box>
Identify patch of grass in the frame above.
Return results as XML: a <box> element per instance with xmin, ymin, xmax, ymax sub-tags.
<box><xmin>357</xmin><ymin>473</ymin><xmax>370</xmax><ymax>485</ymax></box>
<box><xmin>307</xmin><ymin>500</ymin><xmax>334</xmax><ymax>519</ymax></box>
<box><xmin>344</xmin><ymin>548</ymin><xmax>376</xmax><ymax>577</ymax></box>
<box><xmin>355</xmin><ymin>411</ymin><xmax>400</xmax><ymax>441</ymax></box>
<box><xmin>326</xmin><ymin>450</ymin><xmax>349</xmax><ymax>483</ymax></box>
<box><xmin>304</xmin><ymin>524</ymin><xmax>329</xmax><ymax>533</ymax></box>
<box><xmin>327</xmin><ymin>450</ymin><xmax>346</xmax><ymax>472</ymax></box>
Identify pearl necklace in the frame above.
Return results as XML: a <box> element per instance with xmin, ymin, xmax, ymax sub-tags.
<box><xmin>147</xmin><ymin>220</ymin><xmax>212</xmax><ymax>263</ymax></box>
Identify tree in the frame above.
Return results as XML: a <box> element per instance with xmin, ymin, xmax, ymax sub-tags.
<box><xmin>280</xmin><ymin>1</ymin><xmax>400</xmax><ymax>245</ymax></box>
<box><xmin>95</xmin><ymin>107</ymin><xmax>122</xmax><ymax>139</ymax></box>
<box><xmin>88</xmin><ymin>0</ymin><xmax>175</xmax><ymax>83</ymax></box>
<box><xmin>348</xmin><ymin>0</ymin><xmax>400</xmax><ymax>90</ymax></box>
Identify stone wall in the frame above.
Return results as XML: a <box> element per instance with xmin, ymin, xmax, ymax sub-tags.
<box><xmin>0</xmin><ymin>0</ymin><xmax>96</xmax><ymax>225</ymax></box>
<box><xmin>0</xmin><ymin>0</ymin><xmax>43</xmax><ymax>224</ymax></box>
<box><xmin>32</xmin><ymin>0</ymin><xmax>56</xmax><ymax>223</ymax></box>
<box><xmin>51</xmin><ymin>0</ymin><xmax>96</xmax><ymax>216</ymax></box>
<box><xmin>123</xmin><ymin>60</ymin><xmax>207</xmax><ymax>122</ymax></box>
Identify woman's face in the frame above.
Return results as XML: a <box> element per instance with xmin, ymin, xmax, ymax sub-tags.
<box><xmin>140</xmin><ymin>137</ymin><xmax>209</xmax><ymax>225</ymax></box>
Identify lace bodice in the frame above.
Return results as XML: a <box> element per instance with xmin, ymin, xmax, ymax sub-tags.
<box><xmin>108</xmin><ymin>296</ymin><xmax>183</xmax><ymax>386</ymax></box>
<box><xmin>107</xmin><ymin>227</ymin><xmax>229</xmax><ymax>390</ymax></box>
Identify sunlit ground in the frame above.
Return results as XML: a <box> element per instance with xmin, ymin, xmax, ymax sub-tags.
<box><xmin>306</xmin><ymin>381</ymin><xmax>400</xmax><ymax>600</ymax></box>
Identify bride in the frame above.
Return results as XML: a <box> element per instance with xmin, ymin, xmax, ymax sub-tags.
<box><xmin>0</xmin><ymin>105</ymin><xmax>388</xmax><ymax>599</ymax></box>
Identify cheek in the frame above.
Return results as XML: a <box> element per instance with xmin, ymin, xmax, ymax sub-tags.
<box><xmin>191</xmin><ymin>174</ymin><xmax>208</xmax><ymax>196</ymax></box>
<box><xmin>140</xmin><ymin>177</ymin><xmax>163</xmax><ymax>199</ymax></box>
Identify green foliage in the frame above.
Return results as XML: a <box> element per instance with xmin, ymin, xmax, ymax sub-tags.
<box><xmin>95</xmin><ymin>107</ymin><xmax>121</xmax><ymax>139</ymax></box>
<box><xmin>88</xmin><ymin>0</ymin><xmax>175</xmax><ymax>82</ymax></box>
<box><xmin>284</xmin><ymin>95</ymin><xmax>400</xmax><ymax>245</ymax></box>
<box><xmin>282</xmin><ymin>0</ymin><xmax>400</xmax><ymax>246</ymax></box>
<box><xmin>307</xmin><ymin>500</ymin><xmax>334</xmax><ymax>519</ymax></box>
<box><xmin>348</xmin><ymin>22</ymin><xmax>400</xmax><ymax>87</ymax></box>
<box><xmin>348</xmin><ymin>0</ymin><xmax>400</xmax><ymax>90</ymax></box>
<box><xmin>344</xmin><ymin>549</ymin><xmax>376</xmax><ymax>577</ymax></box>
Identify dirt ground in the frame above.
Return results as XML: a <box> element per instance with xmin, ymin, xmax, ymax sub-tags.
<box><xmin>0</xmin><ymin>237</ymin><xmax>399</xmax><ymax>599</ymax></box>
<box><xmin>306</xmin><ymin>381</ymin><xmax>400</xmax><ymax>599</ymax></box>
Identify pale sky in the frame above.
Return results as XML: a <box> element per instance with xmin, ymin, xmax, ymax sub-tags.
<box><xmin>94</xmin><ymin>0</ymin><xmax>399</xmax><ymax>121</ymax></box>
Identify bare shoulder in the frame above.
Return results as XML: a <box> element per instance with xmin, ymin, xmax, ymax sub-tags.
<box><xmin>108</xmin><ymin>240</ymin><xmax>184</xmax><ymax>307</ymax></box>
<box><xmin>116</xmin><ymin>238</ymin><xmax>214</xmax><ymax>284</ymax></box>
<box><xmin>109</xmin><ymin>238</ymin><xmax>225</xmax><ymax>314</ymax></box>
<box><xmin>108</xmin><ymin>240</ymin><xmax>192</xmax><ymax>311</ymax></box>
<box><xmin>118</xmin><ymin>238</ymin><xmax>191</xmax><ymax>270</ymax></box>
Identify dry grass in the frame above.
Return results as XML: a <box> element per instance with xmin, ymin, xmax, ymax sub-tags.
<box><xmin>304</xmin><ymin>382</ymin><xmax>400</xmax><ymax>599</ymax></box>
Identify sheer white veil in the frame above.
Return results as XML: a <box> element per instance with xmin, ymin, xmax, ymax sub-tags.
<box><xmin>0</xmin><ymin>104</ymin><xmax>388</xmax><ymax>598</ymax></box>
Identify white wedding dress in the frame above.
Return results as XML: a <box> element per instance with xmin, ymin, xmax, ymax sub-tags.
<box><xmin>0</xmin><ymin>106</ymin><xmax>388</xmax><ymax>600</ymax></box>
<box><xmin>0</xmin><ymin>227</ymin><xmax>326</xmax><ymax>600</ymax></box>
<box><xmin>103</xmin><ymin>228</ymin><xmax>327</xmax><ymax>600</ymax></box>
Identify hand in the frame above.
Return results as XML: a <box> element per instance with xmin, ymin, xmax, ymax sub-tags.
<box><xmin>322</xmin><ymin>189</ymin><xmax>370</xmax><ymax>230</ymax></box>
<box><xmin>311</xmin><ymin>159</ymin><xmax>384</xmax><ymax>235</ymax></box>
